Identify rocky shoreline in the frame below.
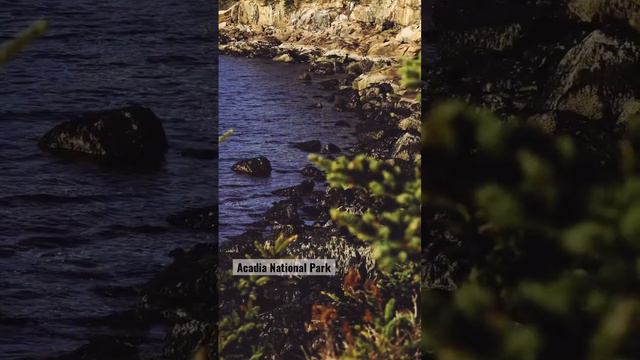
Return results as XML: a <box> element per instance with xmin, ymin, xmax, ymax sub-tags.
<box><xmin>156</xmin><ymin>0</ymin><xmax>422</xmax><ymax>357</ymax></box>
<box><xmin>49</xmin><ymin>0</ymin><xmax>422</xmax><ymax>358</ymax></box>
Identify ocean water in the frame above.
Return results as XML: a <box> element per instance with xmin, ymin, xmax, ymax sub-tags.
<box><xmin>218</xmin><ymin>55</ymin><xmax>360</xmax><ymax>241</ymax></box>
<box><xmin>0</xmin><ymin>1</ymin><xmax>216</xmax><ymax>358</ymax></box>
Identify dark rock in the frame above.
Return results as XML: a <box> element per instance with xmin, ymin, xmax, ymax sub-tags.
<box><xmin>164</xmin><ymin>320</ymin><xmax>215</xmax><ymax>360</ymax></box>
<box><xmin>83</xmin><ymin>310</ymin><xmax>150</xmax><ymax>330</ymax></box>
<box><xmin>169</xmin><ymin>248</ymin><xmax>186</xmax><ymax>258</ymax></box>
<box><xmin>140</xmin><ymin>243</ymin><xmax>216</xmax><ymax>319</ymax></box>
<box><xmin>544</xmin><ymin>29</ymin><xmax>640</xmax><ymax>122</ymax></box>
<box><xmin>180</xmin><ymin>148</ymin><xmax>217</xmax><ymax>160</ymax></box>
<box><xmin>232</xmin><ymin>156</ymin><xmax>272</xmax><ymax>177</ymax></box>
<box><xmin>51</xmin><ymin>336</ymin><xmax>140</xmax><ymax>360</ymax></box>
<box><xmin>264</xmin><ymin>199</ymin><xmax>303</xmax><ymax>225</ymax></box>
<box><xmin>321</xmin><ymin>143</ymin><xmax>341</xmax><ymax>154</ymax></box>
<box><xmin>39</xmin><ymin>106</ymin><xmax>168</xmax><ymax>166</ymax></box>
<box><xmin>309</xmin><ymin>59</ymin><xmax>335</xmax><ymax>75</ymax></box>
<box><xmin>166</xmin><ymin>206</ymin><xmax>217</xmax><ymax>232</ymax></box>
<box><xmin>334</xmin><ymin>120</ymin><xmax>350</xmax><ymax>127</ymax></box>
<box><xmin>318</xmin><ymin>78</ymin><xmax>340</xmax><ymax>90</ymax></box>
<box><xmin>290</xmin><ymin>140</ymin><xmax>321</xmax><ymax>152</ymax></box>
<box><xmin>272</xmin><ymin>179</ymin><xmax>315</xmax><ymax>197</ymax></box>
<box><xmin>377</xmin><ymin>82</ymin><xmax>394</xmax><ymax>95</ymax></box>
<box><xmin>334</xmin><ymin>88</ymin><xmax>359</xmax><ymax>111</ymax></box>
<box><xmin>320</xmin><ymin>187</ymin><xmax>375</xmax><ymax>215</ymax></box>
<box><xmin>300</xmin><ymin>205</ymin><xmax>327</xmax><ymax>219</ymax></box>
<box><xmin>301</xmin><ymin>165</ymin><xmax>325</xmax><ymax>181</ymax></box>
<box><xmin>345</xmin><ymin>59</ymin><xmax>373</xmax><ymax>75</ymax></box>
<box><xmin>392</xmin><ymin>133</ymin><xmax>421</xmax><ymax>161</ymax></box>
<box><xmin>568</xmin><ymin>0</ymin><xmax>640</xmax><ymax>25</ymax></box>
<box><xmin>432</xmin><ymin>0</ymin><xmax>565</xmax><ymax>33</ymax></box>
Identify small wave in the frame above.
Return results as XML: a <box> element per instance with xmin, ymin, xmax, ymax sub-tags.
<box><xmin>145</xmin><ymin>54</ymin><xmax>200</xmax><ymax>64</ymax></box>
<box><xmin>17</xmin><ymin>236</ymin><xmax>89</xmax><ymax>250</ymax></box>
<box><xmin>0</xmin><ymin>193</ymin><xmax>112</xmax><ymax>206</ymax></box>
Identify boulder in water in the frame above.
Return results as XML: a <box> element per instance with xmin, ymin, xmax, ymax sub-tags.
<box><xmin>272</xmin><ymin>179</ymin><xmax>315</xmax><ymax>197</ymax></box>
<box><xmin>321</xmin><ymin>143</ymin><xmax>341</xmax><ymax>154</ymax></box>
<box><xmin>290</xmin><ymin>140</ymin><xmax>321</xmax><ymax>152</ymax></box>
<box><xmin>231</xmin><ymin>156</ymin><xmax>272</xmax><ymax>177</ymax></box>
<box><xmin>301</xmin><ymin>165</ymin><xmax>325</xmax><ymax>180</ymax></box>
<box><xmin>39</xmin><ymin>106</ymin><xmax>168</xmax><ymax>166</ymax></box>
<box><xmin>318</xmin><ymin>78</ymin><xmax>340</xmax><ymax>90</ymax></box>
<box><xmin>264</xmin><ymin>199</ymin><xmax>303</xmax><ymax>225</ymax></box>
<box><xmin>166</xmin><ymin>206</ymin><xmax>217</xmax><ymax>232</ymax></box>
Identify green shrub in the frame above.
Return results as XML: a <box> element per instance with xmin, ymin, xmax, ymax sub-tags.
<box><xmin>421</xmin><ymin>101</ymin><xmax>640</xmax><ymax>360</ymax></box>
<box><xmin>311</xmin><ymin>154</ymin><xmax>421</xmax><ymax>273</ymax></box>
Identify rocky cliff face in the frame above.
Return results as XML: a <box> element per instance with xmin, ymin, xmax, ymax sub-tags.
<box><xmin>220</xmin><ymin>0</ymin><xmax>421</xmax><ymax>60</ymax></box>
<box><xmin>426</xmin><ymin>0</ymin><xmax>640</xmax><ymax>130</ymax></box>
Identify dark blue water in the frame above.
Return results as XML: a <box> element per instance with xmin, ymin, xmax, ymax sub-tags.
<box><xmin>218</xmin><ymin>55</ymin><xmax>360</xmax><ymax>241</ymax></box>
<box><xmin>0</xmin><ymin>1</ymin><xmax>216</xmax><ymax>358</ymax></box>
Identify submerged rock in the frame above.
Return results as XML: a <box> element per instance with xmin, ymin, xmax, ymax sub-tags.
<box><xmin>301</xmin><ymin>165</ymin><xmax>325</xmax><ymax>181</ymax></box>
<box><xmin>232</xmin><ymin>156</ymin><xmax>272</xmax><ymax>177</ymax></box>
<box><xmin>272</xmin><ymin>179</ymin><xmax>315</xmax><ymax>197</ymax></box>
<box><xmin>334</xmin><ymin>88</ymin><xmax>359</xmax><ymax>111</ymax></box>
<box><xmin>318</xmin><ymin>78</ymin><xmax>340</xmax><ymax>90</ymax></box>
<box><xmin>166</xmin><ymin>206</ymin><xmax>217</xmax><ymax>232</ymax></box>
<box><xmin>264</xmin><ymin>199</ymin><xmax>303</xmax><ymax>225</ymax></box>
<box><xmin>164</xmin><ymin>320</ymin><xmax>215</xmax><ymax>360</ymax></box>
<box><xmin>309</xmin><ymin>59</ymin><xmax>335</xmax><ymax>74</ymax></box>
<box><xmin>52</xmin><ymin>336</ymin><xmax>140</xmax><ymax>360</ymax></box>
<box><xmin>39</xmin><ymin>106</ymin><xmax>168</xmax><ymax>166</ymax></box>
<box><xmin>290</xmin><ymin>140</ymin><xmax>321</xmax><ymax>152</ymax></box>
<box><xmin>321</xmin><ymin>143</ymin><xmax>341</xmax><ymax>154</ymax></box>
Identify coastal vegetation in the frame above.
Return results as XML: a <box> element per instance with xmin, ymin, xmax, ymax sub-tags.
<box><xmin>419</xmin><ymin>0</ymin><xmax>640</xmax><ymax>358</ymax></box>
<box><xmin>421</xmin><ymin>101</ymin><xmax>640</xmax><ymax>359</ymax></box>
<box><xmin>217</xmin><ymin>0</ymin><xmax>422</xmax><ymax>358</ymax></box>
<box><xmin>217</xmin><ymin>49</ymin><xmax>423</xmax><ymax>358</ymax></box>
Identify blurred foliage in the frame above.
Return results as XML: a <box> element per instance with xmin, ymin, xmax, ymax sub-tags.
<box><xmin>219</xmin><ymin>129</ymin><xmax>235</xmax><ymax>144</ymax></box>
<box><xmin>0</xmin><ymin>20</ymin><xmax>47</xmax><ymax>65</ymax></box>
<box><xmin>421</xmin><ymin>101</ymin><xmax>640</xmax><ymax>359</ymax></box>
<box><xmin>399</xmin><ymin>54</ymin><xmax>422</xmax><ymax>100</ymax></box>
